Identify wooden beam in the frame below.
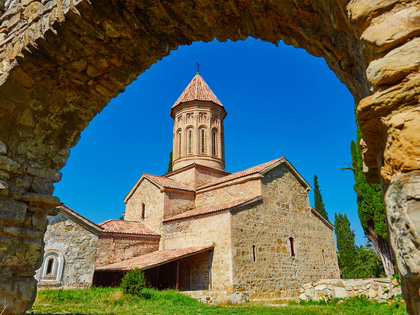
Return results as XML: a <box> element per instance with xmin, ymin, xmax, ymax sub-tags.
<box><xmin>175</xmin><ymin>260</ymin><xmax>180</xmax><ymax>291</ymax></box>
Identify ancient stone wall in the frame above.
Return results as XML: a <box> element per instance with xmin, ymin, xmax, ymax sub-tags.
<box><xmin>36</xmin><ymin>210</ymin><xmax>98</xmax><ymax>289</ymax></box>
<box><xmin>0</xmin><ymin>0</ymin><xmax>419</xmax><ymax>313</ymax></box>
<box><xmin>231</xmin><ymin>165</ymin><xmax>340</xmax><ymax>301</ymax></box>
<box><xmin>124</xmin><ymin>179</ymin><xmax>164</xmax><ymax>232</ymax></box>
<box><xmin>179</xmin><ymin>250</ymin><xmax>211</xmax><ymax>291</ymax></box>
<box><xmin>195</xmin><ymin>178</ymin><xmax>262</xmax><ymax>208</ymax></box>
<box><xmin>161</xmin><ymin>212</ymin><xmax>233</xmax><ymax>291</ymax></box>
<box><xmin>95</xmin><ymin>234</ymin><xmax>160</xmax><ymax>267</ymax></box>
<box><xmin>299</xmin><ymin>278</ymin><xmax>402</xmax><ymax>302</ymax></box>
<box><xmin>163</xmin><ymin>190</ymin><xmax>195</xmax><ymax>219</ymax></box>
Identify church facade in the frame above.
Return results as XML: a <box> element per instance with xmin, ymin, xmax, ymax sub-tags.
<box><xmin>94</xmin><ymin>73</ymin><xmax>340</xmax><ymax>302</ymax></box>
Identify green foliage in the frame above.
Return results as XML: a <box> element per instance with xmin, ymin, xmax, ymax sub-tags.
<box><xmin>120</xmin><ymin>268</ymin><xmax>146</xmax><ymax>296</ymax></box>
<box><xmin>335</xmin><ymin>213</ymin><xmax>385</xmax><ymax>278</ymax></box>
<box><xmin>30</xmin><ymin>287</ymin><xmax>407</xmax><ymax>315</ymax></box>
<box><xmin>350</xmin><ymin>127</ymin><xmax>387</xmax><ymax>240</ymax></box>
<box><xmin>313</xmin><ymin>175</ymin><xmax>329</xmax><ymax>221</ymax></box>
<box><xmin>168</xmin><ymin>151</ymin><xmax>173</xmax><ymax>173</ymax></box>
<box><xmin>334</xmin><ymin>213</ymin><xmax>357</xmax><ymax>278</ymax></box>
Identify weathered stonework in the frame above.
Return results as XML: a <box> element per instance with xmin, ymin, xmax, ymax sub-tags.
<box><xmin>299</xmin><ymin>278</ymin><xmax>402</xmax><ymax>302</ymax></box>
<box><xmin>95</xmin><ymin>234</ymin><xmax>159</xmax><ymax>267</ymax></box>
<box><xmin>0</xmin><ymin>0</ymin><xmax>418</xmax><ymax>313</ymax></box>
<box><xmin>36</xmin><ymin>207</ymin><xmax>100</xmax><ymax>289</ymax></box>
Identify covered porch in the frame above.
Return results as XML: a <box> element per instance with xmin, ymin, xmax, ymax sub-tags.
<box><xmin>93</xmin><ymin>246</ymin><xmax>213</xmax><ymax>291</ymax></box>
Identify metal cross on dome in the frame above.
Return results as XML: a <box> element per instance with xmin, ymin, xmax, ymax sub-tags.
<box><xmin>196</xmin><ymin>62</ymin><xmax>200</xmax><ymax>74</ymax></box>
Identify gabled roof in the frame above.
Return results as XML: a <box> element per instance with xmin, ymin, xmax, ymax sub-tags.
<box><xmin>163</xmin><ymin>195</ymin><xmax>263</xmax><ymax>223</ymax></box>
<box><xmin>95</xmin><ymin>246</ymin><xmax>214</xmax><ymax>272</ymax></box>
<box><xmin>99</xmin><ymin>219</ymin><xmax>160</xmax><ymax>236</ymax></box>
<box><xmin>197</xmin><ymin>157</ymin><xmax>311</xmax><ymax>191</ymax></box>
<box><xmin>172</xmin><ymin>73</ymin><xmax>223</xmax><ymax>108</ymax></box>
<box><xmin>58</xmin><ymin>204</ymin><xmax>103</xmax><ymax>234</ymax></box>
<box><xmin>124</xmin><ymin>173</ymin><xmax>194</xmax><ymax>203</ymax></box>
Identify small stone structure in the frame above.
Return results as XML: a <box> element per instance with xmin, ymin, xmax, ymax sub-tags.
<box><xmin>299</xmin><ymin>278</ymin><xmax>402</xmax><ymax>303</ymax></box>
<box><xmin>0</xmin><ymin>0</ymin><xmax>419</xmax><ymax>313</ymax></box>
<box><xmin>36</xmin><ymin>204</ymin><xmax>101</xmax><ymax>289</ymax></box>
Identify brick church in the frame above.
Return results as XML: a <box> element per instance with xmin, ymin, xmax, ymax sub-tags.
<box><xmin>38</xmin><ymin>72</ymin><xmax>339</xmax><ymax>303</ymax></box>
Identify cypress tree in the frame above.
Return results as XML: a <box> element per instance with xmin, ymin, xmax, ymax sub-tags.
<box><xmin>167</xmin><ymin>151</ymin><xmax>173</xmax><ymax>173</ymax></box>
<box><xmin>313</xmin><ymin>175</ymin><xmax>329</xmax><ymax>221</ymax></box>
<box><xmin>346</xmin><ymin>126</ymin><xmax>394</xmax><ymax>277</ymax></box>
<box><xmin>334</xmin><ymin>213</ymin><xmax>357</xmax><ymax>278</ymax></box>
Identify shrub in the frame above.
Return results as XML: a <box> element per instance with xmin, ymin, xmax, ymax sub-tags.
<box><xmin>120</xmin><ymin>269</ymin><xmax>146</xmax><ymax>296</ymax></box>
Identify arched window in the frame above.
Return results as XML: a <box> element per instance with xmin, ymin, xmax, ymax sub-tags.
<box><xmin>212</xmin><ymin>129</ymin><xmax>218</xmax><ymax>156</ymax></box>
<box><xmin>252</xmin><ymin>245</ymin><xmax>257</xmax><ymax>263</ymax></box>
<box><xmin>141</xmin><ymin>203</ymin><xmax>146</xmax><ymax>220</ymax></box>
<box><xmin>35</xmin><ymin>249</ymin><xmax>65</xmax><ymax>285</ymax></box>
<box><xmin>187</xmin><ymin>129</ymin><xmax>193</xmax><ymax>154</ymax></box>
<box><xmin>201</xmin><ymin>129</ymin><xmax>205</xmax><ymax>154</ymax></box>
<box><xmin>177</xmin><ymin>129</ymin><xmax>182</xmax><ymax>157</ymax></box>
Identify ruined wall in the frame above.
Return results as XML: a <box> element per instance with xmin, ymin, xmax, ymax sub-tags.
<box><xmin>161</xmin><ymin>212</ymin><xmax>233</xmax><ymax>291</ymax></box>
<box><xmin>163</xmin><ymin>190</ymin><xmax>195</xmax><ymax>219</ymax></box>
<box><xmin>124</xmin><ymin>179</ymin><xmax>164</xmax><ymax>232</ymax></box>
<box><xmin>231</xmin><ymin>165</ymin><xmax>339</xmax><ymax>301</ymax></box>
<box><xmin>95</xmin><ymin>234</ymin><xmax>160</xmax><ymax>267</ymax></box>
<box><xmin>195</xmin><ymin>178</ymin><xmax>262</xmax><ymax>208</ymax></box>
<box><xmin>0</xmin><ymin>0</ymin><xmax>419</xmax><ymax>314</ymax></box>
<box><xmin>36</xmin><ymin>211</ymin><xmax>98</xmax><ymax>289</ymax></box>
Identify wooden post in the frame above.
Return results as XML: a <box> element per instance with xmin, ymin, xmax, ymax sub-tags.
<box><xmin>175</xmin><ymin>260</ymin><xmax>180</xmax><ymax>291</ymax></box>
<box><xmin>156</xmin><ymin>266</ymin><xmax>159</xmax><ymax>289</ymax></box>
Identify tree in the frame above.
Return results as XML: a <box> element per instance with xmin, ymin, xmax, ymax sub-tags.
<box><xmin>167</xmin><ymin>151</ymin><xmax>173</xmax><ymax>173</ymax></box>
<box><xmin>345</xmin><ymin>126</ymin><xmax>394</xmax><ymax>277</ymax></box>
<box><xmin>313</xmin><ymin>175</ymin><xmax>329</xmax><ymax>221</ymax></box>
<box><xmin>334</xmin><ymin>213</ymin><xmax>357</xmax><ymax>278</ymax></box>
<box><xmin>334</xmin><ymin>213</ymin><xmax>385</xmax><ymax>279</ymax></box>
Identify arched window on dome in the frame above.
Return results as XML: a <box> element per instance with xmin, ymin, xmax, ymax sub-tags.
<box><xmin>186</xmin><ymin>127</ymin><xmax>194</xmax><ymax>155</ymax></box>
<box><xmin>212</xmin><ymin>129</ymin><xmax>218</xmax><ymax>156</ymax></box>
<box><xmin>199</xmin><ymin>127</ymin><xmax>207</xmax><ymax>155</ymax></box>
<box><xmin>176</xmin><ymin>129</ymin><xmax>182</xmax><ymax>158</ymax></box>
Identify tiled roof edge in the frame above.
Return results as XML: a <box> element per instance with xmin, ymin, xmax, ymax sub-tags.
<box><xmin>58</xmin><ymin>204</ymin><xmax>103</xmax><ymax>234</ymax></box>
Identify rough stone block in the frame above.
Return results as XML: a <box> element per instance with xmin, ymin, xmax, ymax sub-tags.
<box><xmin>334</xmin><ymin>286</ymin><xmax>349</xmax><ymax>298</ymax></box>
<box><xmin>0</xmin><ymin>155</ymin><xmax>20</xmax><ymax>172</ymax></box>
<box><xmin>0</xmin><ymin>198</ymin><xmax>27</xmax><ymax>223</ymax></box>
<box><xmin>0</xmin><ymin>140</ymin><xmax>7</xmax><ymax>155</ymax></box>
<box><xmin>21</xmin><ymin>193</ymin><xmax>60</xmax><ymax>208</ymax></box>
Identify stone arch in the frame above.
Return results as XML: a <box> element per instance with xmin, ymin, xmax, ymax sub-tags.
<box><xmin>0</xmin><ymin>1</ymin><xmax>418</xmax><ymax>314</ymax></box>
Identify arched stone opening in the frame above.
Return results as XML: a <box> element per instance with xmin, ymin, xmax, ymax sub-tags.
<box><xmin>0</xmin><ymin>0</ymin><xmax>418</xmax><ymax>314</ymax></box>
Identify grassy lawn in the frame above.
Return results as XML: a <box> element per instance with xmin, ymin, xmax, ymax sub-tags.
<box><xmin>28</xmin><ymin>287</ymin><xmax>407</xmax><ymax>315</ymax></box>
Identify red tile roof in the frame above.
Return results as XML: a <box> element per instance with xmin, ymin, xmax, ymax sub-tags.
<box><xmin>144</xmin><ymin>174</ymin><xmax>194</xmax><ymax>192</ymax></box>
<box><xmin>95</xmin><ymin>246</ymin><xmax>213</xmax><ymax>272</ymax></box>
<box><xmin>172</xmin><ymin>73</ymin><xmax>223</xmax><ymax>108</ymax></box>
<box><xmin>99</xmin><ymin>220</ymin><xmax>160</xmax><ymax>236</ymax></box>
<box><xmin>198</xmin><ymin>157</ymin><xmax>285</xmax><ymax>190</ymax></box>
<box><xmin>163</xmin><ymin>195</ymin><xmax>262</xmax><ymax>223</ymax></box>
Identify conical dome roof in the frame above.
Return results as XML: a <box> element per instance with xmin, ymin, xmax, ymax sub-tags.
<box><xmin>172</xmin><ymin>73</ymin><xmax>223</xmax><ymax>108</ymax></box>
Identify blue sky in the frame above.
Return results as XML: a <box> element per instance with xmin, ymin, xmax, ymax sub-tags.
<box><xmin>55</xmin><ymin>38</ymin><xmax>367</xmax><ymax>245</ymax></box>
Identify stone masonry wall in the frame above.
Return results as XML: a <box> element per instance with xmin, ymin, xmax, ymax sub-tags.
<box><xmin>163</xmin><ymin>190</ymin><xmax>195</xmax><ymax>219</ymax></box>
<box><xmin>299</xmin><ymin>278</ymin><xmax>402</xmax><ymax>302</ymax></box>
<box><xmin>195</xmin><ymin>178</ymin><xmax>262</xmax><ymax>208</ymax></box>
<box><xmin>95</xmin><ymin>234</ymin><xmax>159</xmax><ymax>267</ymax></box>
<box><xmin>0</xmin><ymin>0</ymin><xmax>419</xmax><ymax>313</ymax></box>
<box><xmin>161</xmin><ymin>212</ymin><xmax>233</xmax><ymax>291</ymax></box>
<box><xmin>179</xmin><ymin>250</ymin><xmax>211</xmax><ymax>291</ymax></box>
<box><xmin>230</xmin><ymin>164</ymin><xmax>339</xmax><ymax>301</ymax></box>
<box><xmin>124</xmin><ymin>179</ymin><xmax>164</xmax><ymax>233</ymax></box>
<box><xmin>166</xmin><ymin>165</ymin><xmax>226</xmax><ymax>189</ymax></box>
<box><xmin>38</xmin><ymin>211</ymin><xmax>98</xmax><ymax>288</ymax></box>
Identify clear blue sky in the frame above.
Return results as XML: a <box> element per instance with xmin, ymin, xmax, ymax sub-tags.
<box><xmin>55</xmin><ymin>38</ymin><xmax>368</xmax><ymax>246</ymax></box>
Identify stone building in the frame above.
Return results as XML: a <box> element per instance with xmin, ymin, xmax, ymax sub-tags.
<box><xmin>36</xmin><ymin>204</ymin><xmax>102</xmax><ymax>289</ymax></box>
<box><xmin>94</xmin><ymin>72</ymin><xmax>340</xmax><ymax>302</ymax></box>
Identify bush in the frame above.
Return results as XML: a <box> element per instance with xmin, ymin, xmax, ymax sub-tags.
<box><xmin>120</xmin><ymin>269</ymin><xmax>146</xmax><ymax>296</ymax></box>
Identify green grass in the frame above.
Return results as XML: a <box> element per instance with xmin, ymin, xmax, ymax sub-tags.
<box><xmin>28</xmin><ymin>287</ymin><xmax>407</xmax><ymax>315</ymax></box>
